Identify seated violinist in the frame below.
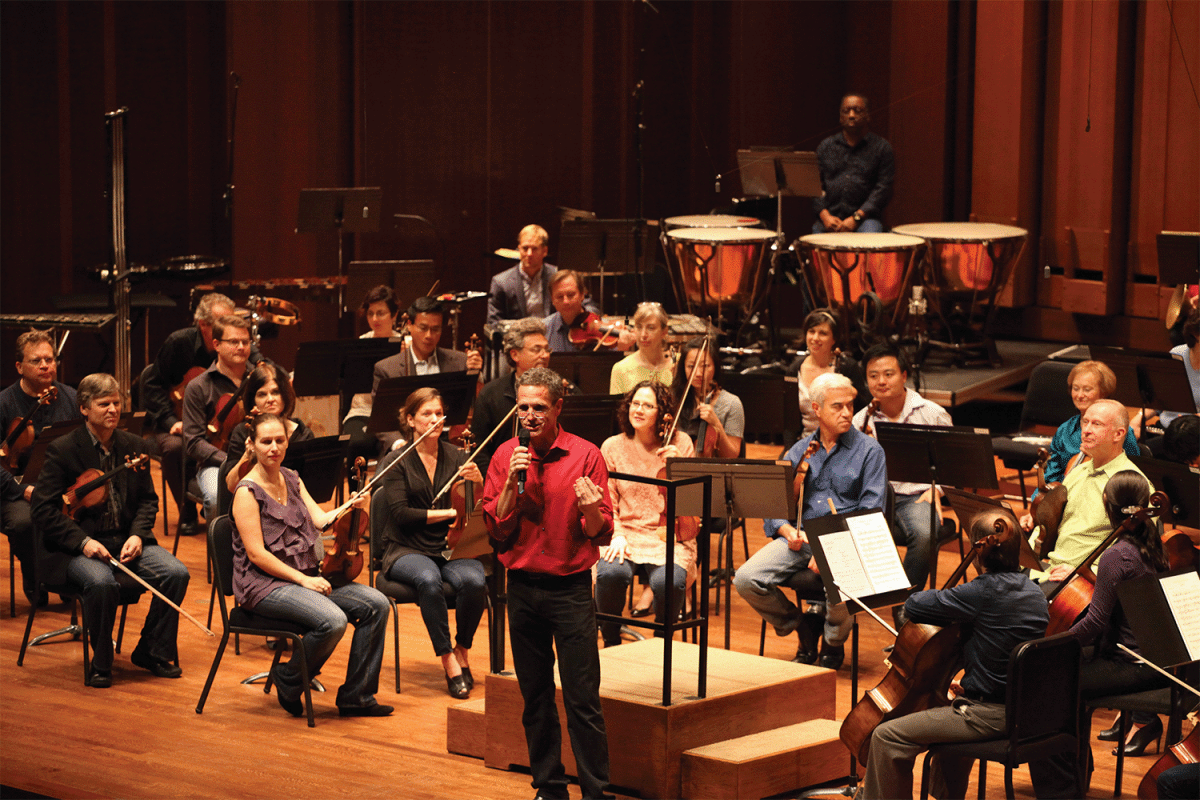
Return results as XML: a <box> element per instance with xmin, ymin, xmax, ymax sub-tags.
<box><xmin>671</xmin><ymin>336</ymin><xmax>744</xmax><ymax>460</ymax></box>
<box><xmin>342</xmin><ymin>285</ymin><xmax>405</xmax><ymax>461</ymax></box>
<box><xmin>1019</xmin><ymin>399</ymin><xmax>1150</xmax><ymax>594</ymax></box>
<box><xmin>542</xmin><ymin>269</ymin><xmax>634</xmax><ymax>354</ymax></box>
<box><xmin>596</xmin><ymin>380</ymin><xmax>697</xmax><ymax>646</ymax></box>
<box><xmin>217</xmin><ymin>361</ymin><xmax>313</xmax><ymax>516</ymax></box>
<box><xmin>486</xmin><ymin>224</ymin><xmax>600</xmax><ymax>325</ymax></box>
<box><xmin>182</xmin><ymin>313</ymin><xmax>252</xmax><ymax>526</ymax></box>
<box><xmin>1029</xmin><ymin>471</ymin><xmax>1171</xmax><ymax>797</ymax></box>
<box><xmin>30</xmin><ymin>373</ymin><xmax>190</xmax><ymax>688</ymax></box>
<box><xmin>380</xmin><ymin>388</ymin><xmax>486</xmax><ymax>700</ymax></box>
<box><xmin>734</xmin><ymin>373</ymin><xmax>887</xmax><ymax>669</ymax></box>
<box><xmin>230</xmin><ymin>412</ymin><xmax>391</xmax><ymax>718</ymax></box>
<box><xmin>609</xmin><ymin>302</ymin><xmax>675</xmax><ymax>395</ymax></box>
<box><xmin>859</xmin><ymin>531</ymin><xmax>1048</xmax><ymax>800</ymax></box>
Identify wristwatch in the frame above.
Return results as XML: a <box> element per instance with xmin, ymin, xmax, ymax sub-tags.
<box><xmin>853</xmin><ymin>210</ymin><xmax>865</xmax><ymax>223</ymax></box>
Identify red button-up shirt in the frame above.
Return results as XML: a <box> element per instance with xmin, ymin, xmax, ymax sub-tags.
<box><xmin>483</xmin><ymin>426</ymin><xmax>613</xmax><ymax>575</ymax></box>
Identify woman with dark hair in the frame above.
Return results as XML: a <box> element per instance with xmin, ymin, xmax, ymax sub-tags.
<box><xmin>380</xmin><ymin>387</ymin><xmax>486</xmax><ymax>699</ymax></box>
<box><xmin>793</xmin><ymin>308</ymin><xmax>866</xmax><ymax>433</ymax></box>
<box><xmin>670</xmin><ymin>336</ymin><xmax>744</xmax><ymax>459</ymax></box>
<box><xmin>218</xmin><ymin>362</ymin><xmax>313</xmax><ymax>515</ymax></box>
<box><xmin>1031</xmin><ymin>470</ymin><xmax>1171</xmax><ymax>796</ymax></box>
<box><xmin>231</xmin><ymin>412</ymin><xmax>390</xmax><ymax>719</ymax></box>
<box><xmin>342</xmin><ymin>285</ymin><xmax>405</xmax><ymax>458</ymax></box>
<box><xmin>596</xmin><ymin>380</ymin><xmax>697</xmax><ymax>646</ymax></box>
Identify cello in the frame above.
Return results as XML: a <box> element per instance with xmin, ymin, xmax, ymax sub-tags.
<box><xmin>1031</xmin><ymin>446</ymin><xmax>1084</xmax><ymax>560</ymax></box>
<box><xmin>839</xmin><ymin>514</ymin><xmax>1019</xmax><ymax>767</ymax></box>
<box><xmin>1</xmin><ymin>386</ymin><xmax>58</xmax><ymax>472</ymax></box>
<box><xmin>1138</xmin><ymin>713</ymin><xmax>1199</xmax><ymax>799</ymax></box>
<box><xmin>207</xmin><ymin>369</ymin><xmax>251</xmax><ymax>452</ymax></box>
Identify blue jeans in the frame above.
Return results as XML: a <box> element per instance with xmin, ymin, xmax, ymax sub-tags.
<box><xmin>733</xmin><ymin>536</ymin><xmax>851</xmax><ymax>646</ymax></box>
<box><xmin>812</xmin><ymin>217</ymin><xmax>884</xmax><ymax>233</ymax></box>
<box><xmin>66</xmin><ymin>544</ymin><xmax>189</xmax><ymax>672</ymax></box>
<box><xmin>197</xmin><ymin>465</ymin><xmax>220</xmax><ymax>523</ymax></box>
<box><xmin>594</xmin><ymin>559</ymin><xmax>686</xmax><ymax>646</ymax></box>
<box><xmin>251</xmin><ymin>581</ymin><xmax>389</xmax><ymax>709</ymax></box>
<box><xmin>891</xmin><ymin>492</ymin><xmax>936</xmax><ymax>589</ymax></box>
<box><xmin>387</xmin><ymin>553</ymin><xmax>486</xmax><ymax>656</ymax></box>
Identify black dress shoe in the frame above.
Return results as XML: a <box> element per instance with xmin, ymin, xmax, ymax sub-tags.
<box><xmin>1097</xmin><ymin>714</ymin><xmax>1123</xmax><ymax>741</ymax></box>
<box><xmin>89</xmin><ymin>669</ymin><xmax>112</xmax><ymax>688</ymax></box>
<box><xmin>819</xmin><ymin>640</ymin><xmax>845</xmax><ymax>670</ymax></box>
<box><xmin>446</xmin><ymin>673</ymin><xmax>470</xmax><ymax>699</ymax></box>
<box><xmin>176</xmin><ymin>521</ymin><xmax>198</xmax><ymax>537</ymax></box>
<box><xmin>630</xmin><ymin>604</ymin><xmax>653</xmax><ymax>618</ymax></box>
<box><xmin>792</xmin><ymin>614</ymin><xmax>821</xmax><ymax>664</ymax></box>
<box><xmin>338</xmin><ymin>703</ymin><xmax>394</xmax><ymax>717</ymax></box>
<box><xmin>460</xmin><ymin>666</ymin><xmax>474</xmax><ymax>690</ymax></box>
<box><xmin>277</xmin><ymin>691</ymin><xmax>305</xmax><ymax>717</ymax></box>
<box><xmin>1115</xmin><ymin>716</ymin><xmax>1162</xmax><ymax>757</ymax></box>
<box><xmin>130</xmin><ymin>648</ymin><xmax>183</xmax><ymax>678</ymax></box>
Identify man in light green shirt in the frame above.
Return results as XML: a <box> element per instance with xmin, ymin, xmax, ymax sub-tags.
<box><xmin>1019</xmin><ymin>399</ymin><xmax>1150</xmax><ymax>592</ymax></box>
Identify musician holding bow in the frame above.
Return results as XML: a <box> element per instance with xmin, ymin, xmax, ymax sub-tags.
<box><xmin>1</xmin><ymin>329</ymin><xmax>81</xmax><ymax>605</ymax></box>
<box><xmin>734</xmin><ymin>372</ymin><xmax>887</xmax><ymax>669</ymax></box>
<box><xmin>859</xmin><ymin>532</ymin><xmax>1048</xmax><ymax>800</ymax></box>
<box><xmin>30</xmin><ymin>374</ymin><xmax>190</xmax><ymax>688</ymax></box>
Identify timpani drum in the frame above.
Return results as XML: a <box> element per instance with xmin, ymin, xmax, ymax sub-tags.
<box><xmin>891</xmin><ymin>222</ymin><xmax>1027</xmax><ymax>345</ymax></box>
<box><xmin>663</xmin><ymin>214</ymin><xmax>764</xmax><ymax>230</ymax></box>
<box><xmin>666</xmin><ymin>227</ymin><xmax>778</xmax><ymax>311</ymax></box>
<box><xmin>797</xmin><ymin>232</ymin><xmax>926</xmax><ymax>337</ymax></box>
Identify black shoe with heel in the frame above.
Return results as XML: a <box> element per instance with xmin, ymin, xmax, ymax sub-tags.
<box><xmin>1115</xmin><ymin>716</ymin><xmax>1162</xmax><ymax>757</ymax></box>
<box><xmin>446</xmin><ymin>673</ymin><xmax>470</xmax><ymax>699</ymax></box>
<box><xmin>1097</xmin><ymin>713</ymin><xmax>1123</xmax><ymax>742</ymax></box>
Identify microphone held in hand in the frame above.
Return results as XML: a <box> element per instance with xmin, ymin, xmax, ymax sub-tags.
<box><xmin>517</xmin><ymin>426</ymin><xmax>530</xmax><ymax>495</ymax></box>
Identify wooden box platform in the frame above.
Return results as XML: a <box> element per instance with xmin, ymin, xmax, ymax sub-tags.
<box><xmin>447</xmin><ymin>697</ymin><xmax>488</xmax><ymax>758</ymax></box>
<box><xmin>476</xmin><ymin>639</ymin><xmax>836</xmax><ymax>799</ymax></box>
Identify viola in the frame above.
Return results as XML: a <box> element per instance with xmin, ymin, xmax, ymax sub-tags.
<box><xmin>62</xmin><ymin>453</ymin><xmax>150</xmax><ymax>520</ymax></box>
<box><xmin>839</xmin><ymin>516</ymin><xmax>1017</xmax><ymax>767</ymax></box>
<box><xmin>321</xmin><ymin>457</ymin><xmax>368</xmax><ymax>587</ymax></box>
<box><xmin>567</xmin><ymin>312</ymin><xmax>624</xmax><ymax>350</ymax></box>
<box><xmin>792</xmin><ymin>439</ymin><xmax>821</xmax><ymax>520</ymax></box>
<box><xmin>207</xmin><ymin>369</ymin><xmax>251</xmax><ymax>452</ymax></box>
<box><xmin>447</xmin><ymin>334</ymin><xmax>484</xmax><ymax>448</ymax></box>
<box><xmin>1030</xmin><ymin>447</ymin><xmax>1075</xmax><ymax>560</ymax></box>
<box><xmin>446</xmin><ymin>431</ymin><xmax>487</xmax><ymax>551</ymax></box>
<box><xmin>695</xmin><ymin>387</ymin><xmax>722</xmax><ymax>458</ymax></box>
<box><xmin>169</xmin><ymin>366</ymin><xmax>206</xmax><ymax>423</ymax></box>
<box><xmin>1045</xmin><ymin>492</ymin><xmax>1168</xmax><ymax>635</ymax></box>
<box><xmin>1138</xmin><ymin>714</ymin><xmax>1199</xmax><ymax>799</ymax></box>
<box><xmin>861</xmin><ymin>398</ymin><xmax>879</xmax><ymax>437</ymax></box>
<box><xmin>1</xmin><ymin>386</ymin><xmax>58</xmax><ymax>472</ymax></box>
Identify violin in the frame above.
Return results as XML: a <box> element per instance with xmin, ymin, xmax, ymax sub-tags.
<box><xmin>446</xmin><ymin>431</ymin><xmax>486</xmax><ymax>551</ymax></box>
<box><xmin>169</xmin><ymin>366</ymin><xmax>206</xmax><ymax>423</ymax></box>
<box><xmin>448</xmin><ymin>334</ymin><xmax>484</xmax><ymax>448</ymax></box>
<box><xmin>321</xmin><ymin>457</ymin><xmax>368</xmax><ymax>587</ymax></box>
<box><xmin>567</xmin><ymin>312</ymin><xmax>624</xmax><ymax>350</ymax></box>
<box><xmin>793</xmin><ymin>439</ymin><xmax>821</xmax><ymax>520</ymax></box>
<box><xmin>1045</xmin><ymin>492</ymin><xmax>1168</xmax><ymax>635</ymax></box>
<box><xmin>861</xmin><ymin>398</ymin><xmax>879</xmax><ymax>437</ymax></box>
<box><xmin>654</xmin><ymin>411</ymin><xmax>700</xmax><ymax>544</ymax></box>
<box><xmin>691</xmin><ymin>342</ymin><xmax>725</xmax><ymax>458</ymax></box>
<box><xmin>1031</xmin><ymin>447</ymin><xmax>1075</xmax><ymax>560</ymax></box>
<box><xmin>207</xmin><ymin>370</ymin><xmax>251</xmax><ymax>452</ymax></box>
<box><xmin>839</xmin><ymin>516</ymin><xmax>1017</xmax><ymax>767</ymax></box>
<box><xmin>1138</xmin><ymin>712</ymin><xmax>1199</xmax><ymax>799</ymax></box>
<box><xmin>1</xmin><ymin>386</ymin><xmax>58</xmax><ymax>472</ymax></box>
<box><xmin>62</xmin><ymin>453</ymin><xmax>150</xmax><ymax>519</ymax></box>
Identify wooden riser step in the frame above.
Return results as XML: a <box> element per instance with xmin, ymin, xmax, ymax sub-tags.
<box><xmin>681</xmin><ymin>718</ymin><xmax>848</xmax><ymax>800</ymax></box>
<box><xmin>447</xmin><ymin>697</ymin><xmax>488</xmax><ymax>758</ymax></box>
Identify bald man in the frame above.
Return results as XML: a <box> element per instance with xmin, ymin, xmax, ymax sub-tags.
<box><xmin>1019</xmin><ymin>399</ymin><xmax>1151</xmax><ymax>594</ymax></box>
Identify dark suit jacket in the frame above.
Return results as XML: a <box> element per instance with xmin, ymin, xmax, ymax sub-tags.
<box><xmin>371</xmin><ymin>346</ymin><xmax>469</xmax><ymax>450</ymax></box>
<box><xmin>486</xmin><ymin>263</ymin><xmax>600</xmax><ymax>326</ymax></box>
<box><xmin>31</xmin><ymin>426</ymin><xmax>159</xmax><ymax>581</ymax></box>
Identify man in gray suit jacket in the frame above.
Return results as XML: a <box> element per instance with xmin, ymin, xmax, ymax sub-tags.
<box><xmin>487</xmin><ymin>224</ymin><xmax>599</xmax><ymax>326</ymax></box>
<box><xmin>372</xmin><ymin>296</ymin><xmax>482</xmax><ymax>451</ymax></box>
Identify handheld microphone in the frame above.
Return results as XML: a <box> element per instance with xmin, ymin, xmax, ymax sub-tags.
<box><xmin>517</xmin><ymin>426</ymin><xmax>530</xmax><ymax>495</ymax></box>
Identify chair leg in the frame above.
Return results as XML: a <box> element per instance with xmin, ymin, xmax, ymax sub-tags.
<box><xmin>9</xmin><ymin>549</ymin><xmax>15</xmax><ymax>618</ymax></box>
<box><xmin>208</xmin><ymin>580</ymin><xmax>217</xmax><ymax>629</ymax></box>
<box><xmin>16</xmin><ymin>597</ymin><xmax>37</xmax><ymax>665</ymax></box>
<box><xmin>1004</xmin><ymin>764</ymin><xmax>1015</xmax><ymax>800</ymax></box>
<box><xmin>79</xmin><ymin>600</ymin><xmax>91</xmax><ymax>685</ymax></box>
<box><xmin>977</xmin><ymin>759</ymin><xmax>987</xmax><ymax>800</ymax></box>
<box><xmin>758</xmin><ymin>619</ymin><xmax>766</xmax><ymax>657</ymax></box>
<box><xmin>195</xmin><ymin>628</ymin><xmax>230</xmax><ymax>714</ymax></box>
<box><xmin>739</xmin><ymin>519</ymin><xmax>750</xmax><ymax>561</ymax></box>
<box><xmin>1113</xmin><ymin>712</ymin><xmax>1130</xmax><ymax>798</ymax></box>
<box><xmin>115</xmin><ymin>605</ymin><xmax>128</xmax><ymax>653</ymax></box>
<box><xmin>392</xmin><ymin>600</ymin><xmax>401</xmax><ymax>694</ymax></box>
<box><xmin>919</xmin><ymin>750</ymin><xmax>934</xmax><ymax>800</ymax></box>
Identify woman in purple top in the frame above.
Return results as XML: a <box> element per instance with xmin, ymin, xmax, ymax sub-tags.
<box><xmin>231</xmin><ymin>412</ymin><xmax>392</xmax><ymax>719</ymax></box>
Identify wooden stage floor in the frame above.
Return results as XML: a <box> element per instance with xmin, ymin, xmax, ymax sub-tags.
<box><xmin>0</xmin><ymin>448</ymin><xmax>1175</xmax><ymax>799</ymax></box>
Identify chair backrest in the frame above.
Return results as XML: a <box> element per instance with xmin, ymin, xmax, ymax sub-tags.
<box><xmin>133</xmin><ymin>363</ymin><xmax>156</xmax><ymax>413</ymax></box>
<box><xmin>368</xmin><ymin>449</ymin><xmax>405</xmax><ymax>583</ymax></box>
<box><xmin>1006</xmin><ymin>632</ymin><xmax>1082</xmax><ymax>745</ymax></box>
<box><xmin>208</xmin><ymin>515</ymin><xmax>237</xmax><ymax>599</ymax></box>
<box><xmin>1018</xmin><ymin>361</ymin><xmax>1077</xmax><ymax>430</ymax></box>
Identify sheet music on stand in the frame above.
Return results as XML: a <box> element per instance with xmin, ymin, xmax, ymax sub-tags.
<box><xmin>1119</xmin><ymin>571</ymin><xmax>1200</xmax><ymax>667</ymax></box>
<box><xmin>807</xmin><ymin>509</ymin><xmax>913</xmax><ymax>615</ymax></box>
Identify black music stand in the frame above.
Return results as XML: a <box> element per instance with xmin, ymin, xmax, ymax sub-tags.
<box><xmin>292</xmin><ymin>338</ymin><xmax>407</xmax><ymax>422</ymax></box>
<box><xmin>874</xmin><ymin>423</ymin><xmax>998</xmax><ymax>589</ymax></box>
<box><xmin>737</xmin><ymin>148</ymin><xmax>821</xmax><ymax>232</ymax></box>
<box><xmin>346</xmin><ymin>259</ymin><xmax>438</xmax><ymax>313</ymax></box>
<box><xmin>1130</xmin><ymin>455</ymin><xmax>1200</xmax><ymax>529</ymax></box>
<box><xmin>1091</xmin><ymin>346</ymin><xmax>1196</xmax><ymax>440</ymax></box>
<box><xmin>666</xmin><ymin>457</ymin><xmax>794</xmax><ymax>650</ymax></box>
<box><xmin>16</xmin><ymin>420</ymin><xmax>82</xmax><ymax>483</ymax></box>
<box><xmin>1155</xmin><ymin>232</ymin><xmax>1199</xmax><ymax>286</ymax></box>
<box><xmin>558</xmin><ymin>219</ymin><xmax>653</xmax><ymax>311</ymax></box>
<box><xmin>366</xmin><ymin>371</ymin><xmax>476</xmax><ymax>436</ymax></box>
<box><xmin>282</xmin><ymin>434</ymin><xmax>348</xmax><ymax>504</ymax></box>
<box><xmin>940</xmin><ymin>487</ymin><xmax>1042</xmax><ymax>572</ymax></box>
<box><xmin>296</xmin><ymin>187</ymin><xmax>383</xmax><ymax>315</ymax></box>
<box><xmin>548</xmin><ymin>351</ymin><xmax>625</xmax><ymax>395</ymax></box>
<box><xmin>559</xmin><ymin>394</ymin><xmax>620</xmax><ymax>449</ymax></box>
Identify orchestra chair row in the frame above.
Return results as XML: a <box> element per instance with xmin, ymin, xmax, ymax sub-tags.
<box><xmin>16</xmin><ymin>529</ymin><xmax>145</xmax><ymax>686</ymax></box>
<box><xmin>919</xmin><ymin>632</ymin><xmax>1083</xmax><ymax>800</ymax></box>
<box><xmin>990</xmin><ymin>360</ymin><xmax>1076</xmax><ymax>507</ymax></box>
<box><xmin>196</xmin><ymin>514</ymin><xmax>317</xmax><ymax>727</ymax></box>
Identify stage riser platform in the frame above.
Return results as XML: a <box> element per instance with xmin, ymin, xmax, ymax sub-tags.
<box><xmin>460</xmin><ymin>640</ymin><xmax>836</xmax><ymax>800</ymax></box>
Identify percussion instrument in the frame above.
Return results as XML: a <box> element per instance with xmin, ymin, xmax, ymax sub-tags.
<box><xmin>797</xmin><ymin>232</ymin><xmax>925</xmax><ymax>343</ymax></box>
<box><xmin>248</xmin><ymin>295</ymin><xmax>302</xmax><ymax>326</ymax></box>
<box><xmin>663</xmin><ymin>214</ymin><xmax>763</xmax><ymax>230</ymax></box>
<box><xmin>158</xmin><ymin>255</ymin><xmax>231</xmax><ymax>281</ymax></box>
<box><xmin>891</xmin><ymin>222</ymin><xmax>1027</xmax><ymax>348</ymax></box>
<box><xmin>0</xmin><ymin>312</ymin><xmax>117</xmax><ymax>331</ymax></box>
<box><xmin>666</xmin><ymin>227</ymin><xmax>777</xmax><ymax>313</ymax></box>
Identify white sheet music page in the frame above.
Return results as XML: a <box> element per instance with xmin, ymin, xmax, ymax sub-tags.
<box><xmin>1160</xmin><ymin>571</ymin><xmax>1200</xmax><ymax>663</ymax></box>
<box><xmin>819</xmin><ymin>530</ymin><xmax>874</xmax><ymax>599</ymax></box>
<box><xmin>845</xmin><ymin>512</ymin><xmax>911</xmax><ymax>595</ymax></box>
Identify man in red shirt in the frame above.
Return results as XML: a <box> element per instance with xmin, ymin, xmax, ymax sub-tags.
<box><xmin>483</xmin><ymin>367</ymin><xmax>614</xmax><ymax>800</ymax></box>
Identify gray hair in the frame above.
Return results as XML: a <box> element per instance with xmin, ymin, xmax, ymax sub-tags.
<box><xmin>77</xmin><ymin>373</ymin><xmax>120</xmax><ymax>409</ymax></box>
<box><xmin>502</xmin><ymin>317</ymin><xmax>549</xmax><ymax>366</ymax></box>
<box><xmin>810</xmin><ymin>372</ymin><xmax>855</xmax><ymax>408</ymax></box>
<box><xmin>195</xmin><ymin>292</ymin><xmax>234</xmax><ymax>325</ymax></box>
<box><xmin>517</xmin><ymin>367</ymin><xmax>564</xmax><ymax>404</ymax></box>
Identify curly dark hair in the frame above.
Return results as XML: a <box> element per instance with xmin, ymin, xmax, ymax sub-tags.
<box><xmin>616</xmin><ymin>379</ymin><xmax>677</xmax><ymax>443</ymax></box>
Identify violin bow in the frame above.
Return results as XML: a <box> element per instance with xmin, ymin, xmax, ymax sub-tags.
<box><xmin>664</xmin><ymin>338</ymin><xmax>709</xmax><ymax>445</ymax></box>
<box><xmin>319</xmin><ymin>416</ymin><xmax>446</xmax><ymax>531</ymax></box>
<box><xmin>832</xmin><ymin>580</ymin><xmax>899</xmax><ymax>638</ymax></box>
<box><xmin>108</xmin><ymin>558</ymin><xmax>215</xmax><ymax>637</ymax></box>
<box><xmin>1116</xmin><ymin>644</ymin><xmax>1200</xmax><ymax>698</ymax></box>
<box><xmin>431</xmin><ymin>404</ymin><xmax>518</xmax><ymax>505</ymax></box>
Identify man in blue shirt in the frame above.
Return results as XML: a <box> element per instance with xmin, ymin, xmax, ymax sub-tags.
<box><xmin>734</xmin><ymin>373</ymin><xmax>887</xmax><ymax>668</ymax></box>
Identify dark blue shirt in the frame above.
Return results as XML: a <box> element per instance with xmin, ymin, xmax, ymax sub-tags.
<box><xmin>764</xmin><ymin>426</ymin><xmax>888</xmax><ymax>538</ymax></box>
<box><xmin>813</xmin><ymin>131</ymin><xmax>895</xmax><ymax>220</ymax></box>
<box><xmin>905</xmin><ymin>571</ymin><xmax>1049</xmax><ymax>699</ymax></box>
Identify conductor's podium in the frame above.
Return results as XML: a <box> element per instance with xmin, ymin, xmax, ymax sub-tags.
<box><xmin>447</xmin><ymin>639</ymin><xmax>846</xmax><ymax>799</ymax></box>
